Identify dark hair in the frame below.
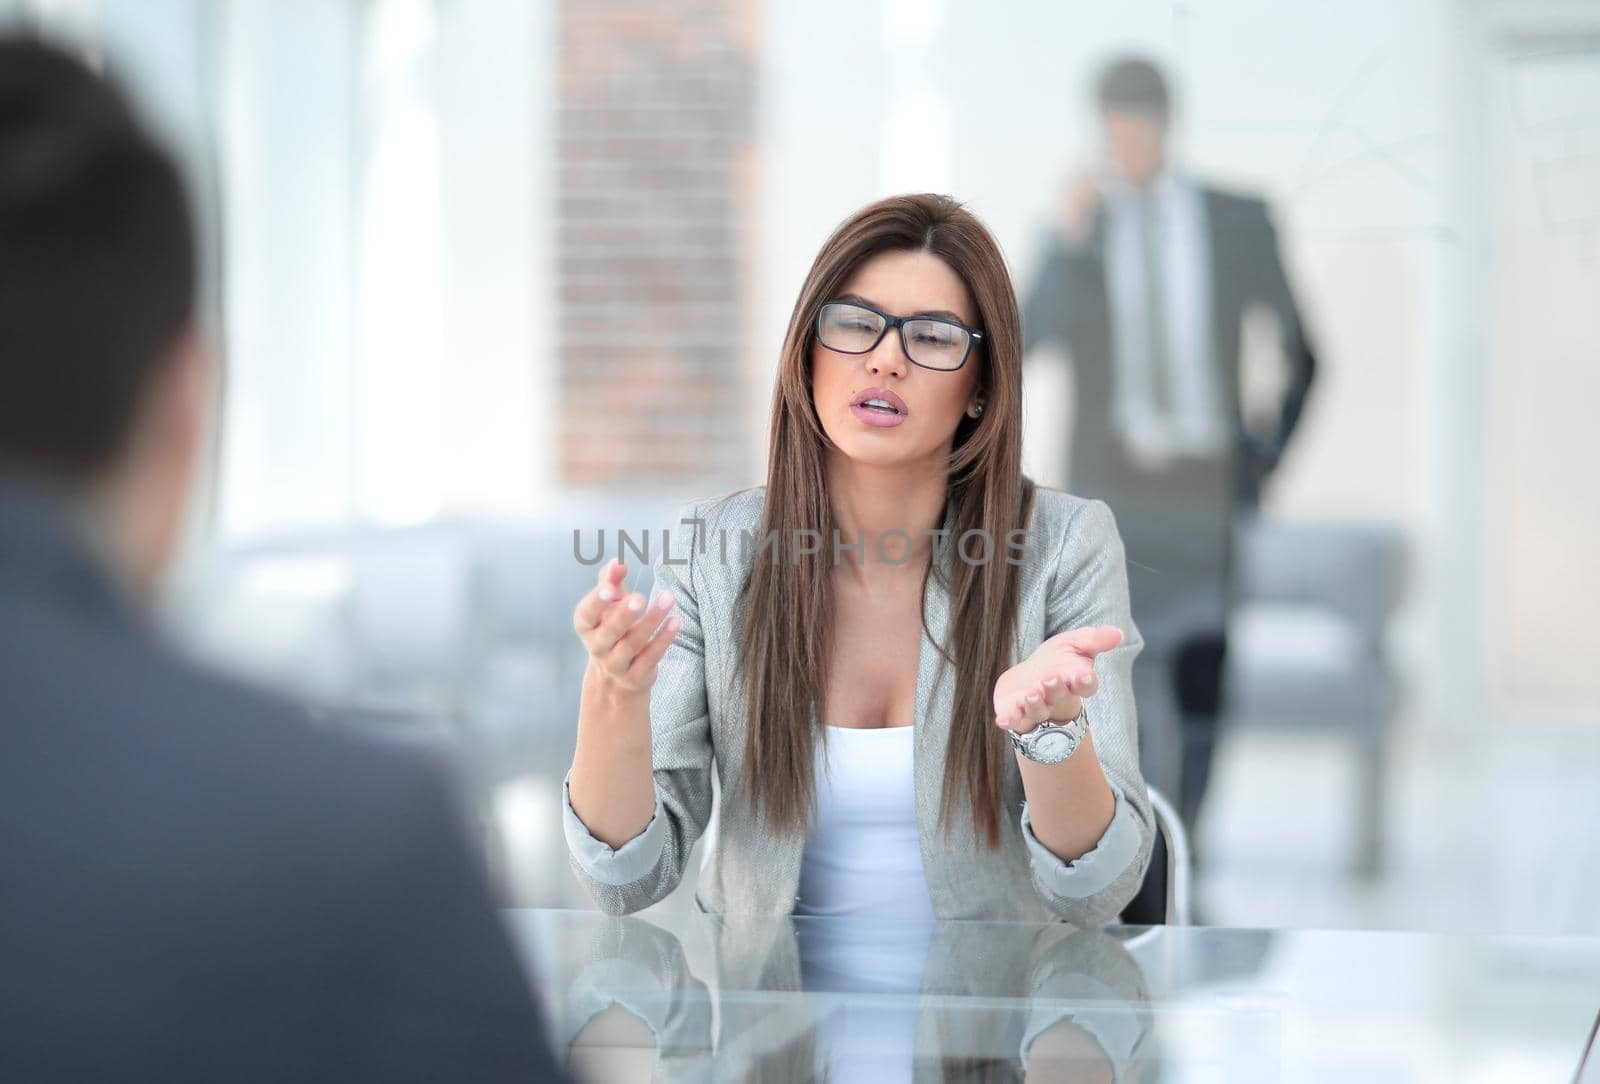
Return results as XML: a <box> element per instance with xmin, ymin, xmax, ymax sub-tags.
<box><xmin>0</xmin><ymin>33</ymin><xmax>197</xmax><ymax>482</ymax></box>
<box><xmin>1095</xmin><ymin>54</ymin><xmax>1171</xmax><ymax>123</ymax></box>
<box><xmin>741</xmin><ymin>193</ymin><xmax>1034</xmax><ymax>849</ymax></box>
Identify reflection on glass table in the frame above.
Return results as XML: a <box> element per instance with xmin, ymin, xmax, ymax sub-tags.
<box><xmin>509</xmin><ymin>909</ymin><xmax>1600</xmax><ymax>1083</ymax></box>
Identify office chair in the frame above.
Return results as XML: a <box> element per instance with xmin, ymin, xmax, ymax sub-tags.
<box><xmin>1119</xmin><ymin>785</ymin><xmax>1193</xmax><ymax>926</ymax></box>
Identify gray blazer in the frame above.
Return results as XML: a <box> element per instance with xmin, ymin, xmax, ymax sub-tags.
<box><xmin>563</xmin><ymin>483</ymin><xmax>1156</xmax><ymax>925</ymax></box>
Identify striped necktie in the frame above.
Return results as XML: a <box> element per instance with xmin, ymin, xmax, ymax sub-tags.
<box><xmin>1136</xmin><ymin>190</ymin><xmax>1173</xmax><ymax>422</ymax></box>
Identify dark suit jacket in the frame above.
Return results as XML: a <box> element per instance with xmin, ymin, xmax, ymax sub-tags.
<box><xmin>1022</xmin><ymin>183</ymin><xmax>1318</xmax><ymax>510</ymax></box>
<box><xmin>0</xmin><ymin>480</ymin><xmax>567</xmax><ymax>1082</ymax></box>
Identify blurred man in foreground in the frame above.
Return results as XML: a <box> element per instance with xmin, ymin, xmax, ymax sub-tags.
<box><xmin>0</xmin><ymin>34</ymin><xmax>565</xmax><ymax>1081</ymax></box>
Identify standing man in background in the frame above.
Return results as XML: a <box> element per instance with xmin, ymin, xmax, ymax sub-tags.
<box><xmin>0</xmin><ymin>34</ymin><xmax>567</xmax><ymax>1081</ymax></box>
<box><xmin>1022</xmin><ymin>54</ymin><xmax>1318</xmax><ymax>850</ymax></box>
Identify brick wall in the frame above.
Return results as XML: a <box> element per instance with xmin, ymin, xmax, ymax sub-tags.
<box><xmin>556</xmin><ymin>0</ymin><xmax>759</xmax><ymax>488</ymax></box>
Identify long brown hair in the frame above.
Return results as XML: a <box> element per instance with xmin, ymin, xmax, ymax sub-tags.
<box><xmin>734</xmin><ymin>193</ymin><xmax>1036</xmax><ymax>849</ymax></box>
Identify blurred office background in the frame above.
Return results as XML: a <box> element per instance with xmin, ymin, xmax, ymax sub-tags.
<box><xmin>5</xmin><ymin>0</ymin><xmax>1596</xmax><ymax>936</ymax></box>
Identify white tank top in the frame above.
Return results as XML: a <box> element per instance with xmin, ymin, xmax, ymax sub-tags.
<box><xmin>794</xmin><ymin>726</ymin><xmax>935</xmax><ymax>1084</ymax></box>
<box><xmin>793</xmin><ymin>724</ymin><xmax>937</xmax><ymax>922</ymax></box>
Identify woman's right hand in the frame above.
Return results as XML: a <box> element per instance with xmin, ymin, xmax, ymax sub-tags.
<box><xmin>572</xmin><ymin>558</ymin><xmax>681</xmax><ymax>695</ymax></box>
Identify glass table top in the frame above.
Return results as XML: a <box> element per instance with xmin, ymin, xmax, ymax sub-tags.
<box><xmin>507</xmin><ymin>909</ymin><xmax>1600</xmax><ymax>1083</ymax></box>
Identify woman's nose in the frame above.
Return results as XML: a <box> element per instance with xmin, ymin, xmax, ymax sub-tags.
<box><xmin>865</xmin><ymin>332</ymin><xmax>908</xmax><ymax>378</ymax></box>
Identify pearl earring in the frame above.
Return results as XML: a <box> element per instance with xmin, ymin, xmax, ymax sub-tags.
<box><xmin>971</xmin><ymin>402</ymin><xmax>985</xmax><ymax>418</ymax></box>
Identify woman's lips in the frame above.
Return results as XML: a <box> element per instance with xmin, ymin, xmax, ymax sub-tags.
<box><xmin>849</xmin><ymin>388</ymin><xmax>908</xmax><ymax>427</ymax></box>
<box><xmin>850</xmin><ymin>401</ymin><xmax>907</xmax><ymax>428</ymax></box>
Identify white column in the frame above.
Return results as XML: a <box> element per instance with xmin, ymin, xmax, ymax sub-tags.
<box><xmin>214</xmin><ymin>0</ymin><xmax>362</xmax><ymax>537</ymax></box>
<box><xmin>434</xmin><ymin>0</ymin><xmax>555</xmax><ymax>512</ymax></box>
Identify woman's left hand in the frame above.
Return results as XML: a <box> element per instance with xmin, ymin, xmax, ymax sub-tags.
<box><xmin>993</xmin><ymin>625</ymin><xmax>1124</xmax><ymax>734</ymax></box>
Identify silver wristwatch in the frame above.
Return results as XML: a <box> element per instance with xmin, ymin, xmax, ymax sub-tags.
<box><xmin>1006</xmin><ymin>704</ymin><xmax>1089</xmax><ymax>765</ymax></box>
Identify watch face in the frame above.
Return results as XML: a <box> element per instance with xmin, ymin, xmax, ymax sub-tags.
<box><xmin>1034</xmin><ymin>729</ymin><xmax>1074</xmax><ymax>761</ymax></box>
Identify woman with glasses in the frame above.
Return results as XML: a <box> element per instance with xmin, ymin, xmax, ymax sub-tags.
<box><xmin>564</xmin><ymin>194</ymin><xmax>1155</xmax><ymax>926</ymax></box>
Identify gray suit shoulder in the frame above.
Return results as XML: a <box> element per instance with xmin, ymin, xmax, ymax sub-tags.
<box><xmin>1200</xmin><ymin>182</ymin><xmax>1273</xmax><ymax>227</ymax></box>
<box><xmin>1030</xmin><ymin>484</ymin><xmax>1103</xmax><ymax>535</ymax></box>
<box><xmin>1199</xmin><ymin>178</ymin><xmax>1265</xmax><ymax>207</ymax></box>
<box><xmin>672</xmin><ymin>484</ymin><xmax>765</xmax><ymax>540</ymax></box>
<box><xmin>1030</xmin><ymin>486</ymin><xmax>1124</xmax><ymax>571</ymax></box>
<box><xmin>663</xmin><ymin>485</ymin><xmax>766</xmax><ymax>591</ymax></box>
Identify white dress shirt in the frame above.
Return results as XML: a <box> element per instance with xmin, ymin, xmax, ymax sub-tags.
<box><xmin>1101</xmin><ymin>169</ymin><xmax>1229</xmax><ymax>464</ymax></box>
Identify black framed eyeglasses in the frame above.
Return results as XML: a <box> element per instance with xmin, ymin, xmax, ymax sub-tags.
<box><xmin>815</xmin><ymin>297</ymin><xmax>984</xmax><ymax>372</ymax></box>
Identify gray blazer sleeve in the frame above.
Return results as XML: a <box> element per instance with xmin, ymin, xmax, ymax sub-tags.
<box><xmin>1022</xmin><ymin>498</ymin><xmax>1157</xmax><ymax>925</ymax></box>
<box><xmin>563</xmin><ymin>501</ymin><xmax>716</xmax><ymax>915</ymax></box>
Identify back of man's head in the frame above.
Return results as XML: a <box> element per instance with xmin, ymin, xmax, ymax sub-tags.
<box><xmin>0</xmin><ymin>33</ymin><xmax>197</xmax><ymax>486</ymax></box>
